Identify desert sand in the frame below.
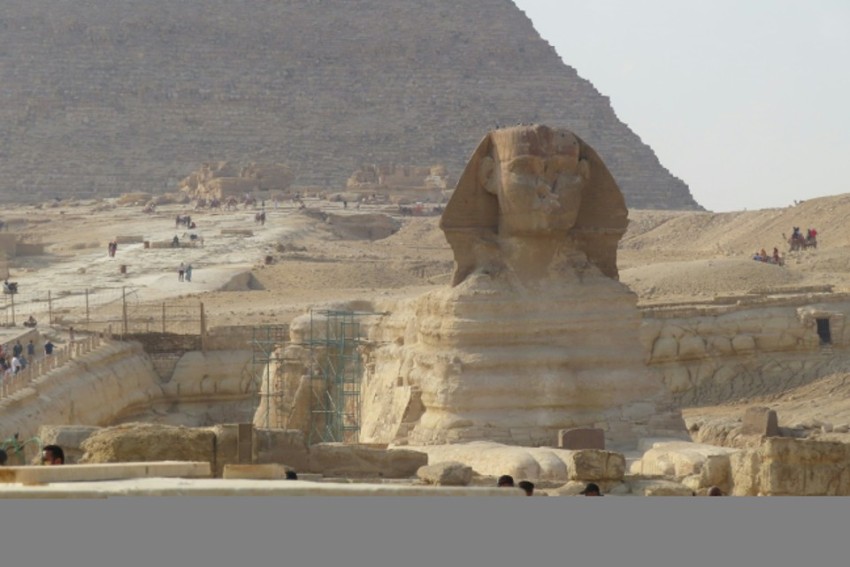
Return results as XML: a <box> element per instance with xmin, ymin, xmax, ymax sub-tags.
<box><xmin>4</xmin><ymin>191</ymin><xmax>850</xmax><ymax>434</ymax></box>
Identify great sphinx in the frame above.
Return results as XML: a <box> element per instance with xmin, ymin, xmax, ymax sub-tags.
<box><xmin>359</xmin><ymin>124</ymin><xmax>687</xmax><ymax>449</ymax></box>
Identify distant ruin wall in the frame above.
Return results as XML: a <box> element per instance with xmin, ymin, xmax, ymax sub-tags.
<box><xmin>644</xmin><ymin>299</ymin><xmax>850</xmax><ymax>406</ymax></box>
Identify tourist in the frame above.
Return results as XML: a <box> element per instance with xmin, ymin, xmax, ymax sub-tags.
<box><xmin>44</xmin><ymin>340</ymin><xmax>54</xmax><ymax>356</ymax></box>
<box><xmin>518</xmin><ymin>480</ymin><xmax>535</xmax><ymax>496</ymax></box>
<box><xmin>26</xmin><ymin>339</ymin><xmax>35</xmax><ymax>358</ymax></box>
<box><xmin>11</xmin><ymin>354</ymin><xmax>22</xmax><ymax>375</ymax></box>
<box><xmin>580</xmin><ymin>482</ymin><xmax>602</xmax><ymax>496</ymax></box>
<box><xmin>178</xmin><ymin>262</ymin><xmax>185</xmax><ymax>282</ymax></box>
<box><xmin>12</xmin><ymin>340</ymin><xmax>22</xmax><ymax>358</ymax></box>
<box><xmin>172</xmin><ymin>235</ymin><xmax>180</xmax><ymax>248</ymax></box>
<box><xmin>497</xmin><ymin>475</ymin><xmax>515</xmax><ymax>488</ymax></box>
<box><xmin>24</xmin><ymin>315</ymin><xmax>37</xmax><ymax>328</ymax></box>
<box><xmin>185</xmin><ymin>264</ymin><xmax>193</xmax><ymax>282</ymax></box>
<box><xmin>707</xmin><ymin>486</ymin><xmax>724</xmax><ymax>496</ymax></box>
<box><xmin>42</xmin><ymin>444</ymin><xmax>65</xmax><ymax>465</ymax></box>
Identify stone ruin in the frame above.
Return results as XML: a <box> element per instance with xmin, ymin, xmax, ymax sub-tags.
<box><xmin>346</xmin><ymin>164</ymin><xmax>452</xmax><ymax>204</ymax></box>
<box><xmin>179</xmin><ymin>161</ymin><xmax>294</xmax><ymax>201</ymax></box>
<box><xmin>257</xmin><ymin>125</ymin><xmax>689</xmax><ymax>450</ymax></box>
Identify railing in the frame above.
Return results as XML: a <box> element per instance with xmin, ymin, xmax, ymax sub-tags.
<box><xmin>0</xmin><ymin>334</ymin><xmax>105</xmax><ymax>399</ymax></box>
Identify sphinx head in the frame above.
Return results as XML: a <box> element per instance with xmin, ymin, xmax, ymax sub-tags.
<box><xmin>481</xmin><ymin>127</ymin><xmax>588</xmax><ymax>237</ymax></box>
<box><xmin>440</xmin><ymin>124</ymin><xmax>628</xmax><ymax>285</ymax></box>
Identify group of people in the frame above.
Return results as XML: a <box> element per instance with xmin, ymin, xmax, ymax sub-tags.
<box><xmin>178</xmin><ymin>262</ymin><xmax>193</xmax><ymax>282</ymax></box>
<box><xmin>752</xmin><ymin>247</ymin><xmax>783</xmax><ymax>265</ymax></box>
<box><xmin>0</xmin><ymin>338</ymin><xmax>54</xmax><ymax>381</ymax></box>
<box><xmin>791</xmin><ymin>226</ymin><xmax>817</xmax><ymax>241</ymax></box>
<box><xmin>497</xmin><ymin>474</ymin><xmax>725</xmax><ymax>496</ymax></box>
<box><xmin>497</xmin><ymin>474</ymin><xmax>601</xmax><ymax>496</ymax></box>
<box><xmin>1</xmin><ymin>339</ymin><xmax>33</xmax><ymax>377</ymax></box>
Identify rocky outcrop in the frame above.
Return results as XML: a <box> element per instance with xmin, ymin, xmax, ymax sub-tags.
<box><xmin>0</xmin><ymin>0</ymin><xmax>699</xmax><ymax>210</ymax></box>
<box><xmin>79</xmin><ymin>423</ymin><xmax>216</xmax><ymax>464</ymax></box>
<box><xmin>0</xmin><ymin>341</ymin><xmax>256</xmax><ymax>440</ymax></box>
<box><xmin>729</xmin><ymin>438</ymin><xmax>850</xmax><ymax>496</ymax></box>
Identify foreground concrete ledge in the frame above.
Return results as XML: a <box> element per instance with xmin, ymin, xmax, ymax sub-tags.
<box><xmin>0</xmin><ymin>477</ymin><xmax>523</xmax><ymax>498</ymax></box>
<box><xmin>0</xmin><ymin>461</ymin><xmax>211</xmax><ymax>486</ymax></box>
<box><xmin>222</xmin><ymin>464</ymin><xmax>322</xmax><ymax>482</ymax></box>
<box><xmin>223</xmin><ymin>464</ymin><xmax>290</xmax><ymax>480</ymax></box>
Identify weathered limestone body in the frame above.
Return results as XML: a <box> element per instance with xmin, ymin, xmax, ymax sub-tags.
<box><xmin>360</xmin><ymin>125</ymin><xmax>687</xmax><ymax>448</ymax></box>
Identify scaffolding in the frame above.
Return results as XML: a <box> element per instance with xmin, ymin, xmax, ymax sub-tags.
<box><xmin>250</xmin><ymin>324</ymin><xmax>289</xmax><ymax>429</ymax></box>
<box><xmin>307</xmin><ymin>309</ymin><xmax>363</xmax><ymax>444</ymax></box>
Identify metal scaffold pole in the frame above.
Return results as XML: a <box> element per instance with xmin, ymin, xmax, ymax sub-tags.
<box><xmin>250</xmin><ymin>324</ymin><xmax>288</xmax><ymax>430</ymax></box>
<box><xmin>308</xmin><ymin>309</ymin><xmax>363</xmax><ymax>445</ymax></box>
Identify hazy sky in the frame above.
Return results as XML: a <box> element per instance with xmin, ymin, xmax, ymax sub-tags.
<box><xmin>512</xmin><ymin>0</ymin><xmax>850</xmax><ymax>212</ymax></box>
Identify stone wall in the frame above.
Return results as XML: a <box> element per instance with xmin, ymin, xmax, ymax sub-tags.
<box><xmin>0</xmin><ymin>0</ymin><xmax>700</xmax><ymax>210</ymax></box>
<box><xmin>0</xmin><ymin>341</ymin><xmax>256</xmax><ymax>440</ymax></box>
<box><xmin>643</xmin><ymin>297</ymin><xmax>850</xmax><ymax>406</ymax></box>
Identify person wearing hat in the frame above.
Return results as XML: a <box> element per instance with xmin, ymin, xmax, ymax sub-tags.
<box><xmin>580</xmin><ymin>482</ymin><xmax>602</xmax><ymax>496</ymax></box>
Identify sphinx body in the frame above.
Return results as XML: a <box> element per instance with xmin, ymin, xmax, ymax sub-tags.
<box><xmin>359</xmin><ymin>125</ymin><xmax>687</xmax><ymax>449</ymax></box>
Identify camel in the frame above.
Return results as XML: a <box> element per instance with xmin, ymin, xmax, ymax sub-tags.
<box><xmin>784</xmin><ymin>232</ymin><xmax>817</xmax><ymax>252</ymax></box>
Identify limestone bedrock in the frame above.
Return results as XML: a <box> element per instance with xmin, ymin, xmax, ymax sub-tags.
<box><xmin>360</xmin><ymin>125</ymin><xmax>688</xmax><ymax>449</ymax></box>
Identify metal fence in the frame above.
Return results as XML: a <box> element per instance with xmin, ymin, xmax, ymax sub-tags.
<box><xmin>0</xmin><ymin>287</ymin><xmax>205</xmax><ymax>336</ymax></box>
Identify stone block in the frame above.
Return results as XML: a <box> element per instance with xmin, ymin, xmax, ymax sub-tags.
<box><xmin>678</xmin><ymin>336</ymin><xmax>706</xmax><ymax>359</ymax></box>
<box><xmin>557</xmin><ymin>428</ymin><xmax>605</xmax><ymax>450</ymax></box>
<box><xmin>628</xmin><ymin>478</ymin><xmax>694</xmax><ymax>496</ymax></box>
<box><xmin>416</xmin><ymin>461</ymin><xmax>473</xmax><ymax>486</ymax></box>
<box><xmin>636</xmin><ymin>441</ymin><xmax>738</xmax><ymax>480</ymax></box>
<box><xmin>223</xmin><ymin>464</ymin><xmax>290</xmax><ymax>480</ymax></box>
<box><xmin>253</xmin><ymin>429</ymin><xmax>311</xmax><ymax>473</ymax></box>
<box><xmin>79</xmin><ymin>423</ymin><xmax>216</xmax><ymax>466</ymax></box>
<box><xmin>237</xmin><ymin>423</ymin><xmax>253</xmax><ymax>464</ymax></box>
<box><xmin>308</xmin><ymin>443</ymin><xmax>428</xmax><ymax>478</ymax></box>
<box><xmin>566</xmin><ymin>450</ymin><xmax>625</xmax><ymax>481</ymax></box>
<box><xmin>731</xmin><ymin>335</ymin><xmax>756</xmax><ymax>353</ymax></box>
<box><xmin>730</xmin><ymin>438</ymin><xmax>850</xmax><ymax>496</ymax></box>
<box><xmin>207</xmin><ymin>424</ymin><xmax>239</xmax><ymax>478</ymax></box>
<box><xmin>651</xmin><ymin>337</ymin><xmax>678</xmax><ymax>361</ymax></box>
<box><xmin>741</xmin><ymin>407</ymin><xmax>780</xmax><ymax>437</ymax></box>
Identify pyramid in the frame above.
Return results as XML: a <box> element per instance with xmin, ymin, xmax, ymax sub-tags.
<box><xmin>0</xmin><ymin>0</ymin><xmax>702</xmax><ymax>209</ymax></box>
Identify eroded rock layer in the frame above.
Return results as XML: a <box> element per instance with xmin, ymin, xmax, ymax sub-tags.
<box><xmin>361</xmin><ymin>273</ymin><xmax>688</xmax><ymax>448</ymax></box>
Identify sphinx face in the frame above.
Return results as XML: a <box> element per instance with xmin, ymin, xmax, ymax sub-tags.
<box><xmin>488</xmin><ymin>130</ymin><xmax>587</xmax><ymax>237</ymax></box>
